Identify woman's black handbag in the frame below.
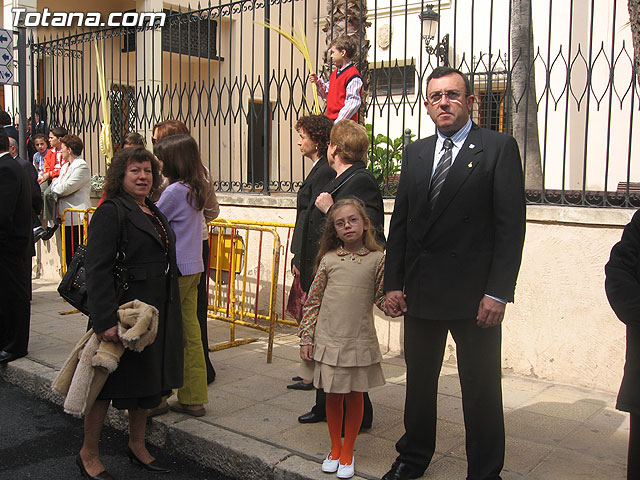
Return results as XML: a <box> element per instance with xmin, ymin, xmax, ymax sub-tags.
<box><xmin>57</xmin><ymin>201</ymin><xmax>129</xmax><ymax>315</ymax></box>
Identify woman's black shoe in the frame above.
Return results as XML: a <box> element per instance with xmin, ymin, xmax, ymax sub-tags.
<box><xmin>126</xmin><ymin>447</ymin><xmax>171</xmax><ymax>473</ymax></box>
<box><xmin>75</xmin><ymin>454</ymin><xmax>115</xmax><ymax>480</ymax></box>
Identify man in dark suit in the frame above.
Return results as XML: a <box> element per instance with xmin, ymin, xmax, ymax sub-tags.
<box><xmin>9</xmin><ymin>136</ymin><xmax>43</xmax><ymax>298</ymax></box>
<box><xmin>382</xmin><ymin>67</ymin><xmax>526</xmax><ymax>480</ymax></box>
<box><xmin>0</xmin><ymin>128</ymin><xmax>32</xmax><ymax>364</ymax></box>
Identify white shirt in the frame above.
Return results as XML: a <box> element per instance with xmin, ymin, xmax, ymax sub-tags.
<box><xmin>431</xmin><ymin>118</ymin><xmax>473</xmax><ymax>179</ymax></box>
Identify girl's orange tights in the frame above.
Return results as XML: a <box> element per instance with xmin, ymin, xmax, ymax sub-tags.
<box><xmin>325</xmin><ymin>391</ymin><xmax>364</xmax><ymax>465</ymax></box>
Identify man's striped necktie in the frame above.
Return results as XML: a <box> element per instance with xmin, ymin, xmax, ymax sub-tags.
<box><xmin>428</xmin><ymin>137</ymin><xmax>454</xmax><ymax>203</ymax></box>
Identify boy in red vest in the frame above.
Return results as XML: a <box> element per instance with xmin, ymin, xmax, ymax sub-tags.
<box><xmin>310</xmin><ymin>35</ymin><xmax>362</xmax><ymax>122</ymax></box>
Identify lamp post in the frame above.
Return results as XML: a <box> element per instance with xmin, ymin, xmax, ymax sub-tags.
<box><xmin>419</xmin><ymin>4</ymin><xmax>449</xmax><ymax>66</ymax></box>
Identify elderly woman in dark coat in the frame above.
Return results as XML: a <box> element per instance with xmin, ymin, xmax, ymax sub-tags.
<box><xmin>77</xmin><ymin>147</ymin><xmax>183</xmax><ymax>479</ymax></box>
<box><xmin>605</xmin><ymin>210</ymin><xmax>640</xmax><ymax>480</ymax></box>
<box><xmin>297</xmin><ymin>120</ymin><xmax>385</xmax><ymax>429</ymax></box>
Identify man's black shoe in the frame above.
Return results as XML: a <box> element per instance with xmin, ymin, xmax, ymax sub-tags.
<box><xmin>381</xmin><ymin>461</ymin><xmax>423</xmax><ymax>480</ymax></box>
<box><xmin>297</xmin><ymin>411</ymin><xmax>325</xmax><ymax>423</ymax></box>
<box><xmin>291</xmin><ymin>376</ymin><xmax>303</xmax><ymax>381</ymax></box>
<box><xmin>0</xmin><ymin>350</ymin><xmax>27</xmax><ymax>364</ymax></box>
<box><xmin>41</xmin><ymin>224</ymin><xmax>58</xmax><ymax>241</ymax></box>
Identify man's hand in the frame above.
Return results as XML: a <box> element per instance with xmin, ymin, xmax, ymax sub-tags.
<box><xmin>292</xmin><ymin>265</ymin><xmax>300</xmax><ymax>277</ymax></box>
<box><xmin>309</xmin><ymin>73</ymin><xmax>318</xmax><ymax>84</ymax></box>
<box><xmin>97</xmin><ymin>325</ymin><xmax>119</xmax><ymax>342</ymax></box>
<box><xmin>315</xmin><ymin>192</ymin><xmax>334</xmax><ymax>214</ymax></box>
<box><xmin>476</xmin><ymin>296</ymin><xmax>506</xmax><ymax>328</ymax></box>
<box><xmin>300</xmin><ymin>345</ymin><xmax>313</xmax><ymax>361</ymax></box>
<box><xmin>385</xmin><ymin>290</ymin><xmax>407</xmax><ymax>317</ymax></box>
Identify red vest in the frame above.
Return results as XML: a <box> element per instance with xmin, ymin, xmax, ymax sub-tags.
<box><xmin>326</xmin><ymin>64</ymin><xmax>361</xmax><ymax>121</ymax></box>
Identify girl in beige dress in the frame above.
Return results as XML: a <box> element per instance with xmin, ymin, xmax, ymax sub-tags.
<box><xmin>298</xmin><ymin>198</ymin><xmax>387</xmax><ymax>479</ymax></box>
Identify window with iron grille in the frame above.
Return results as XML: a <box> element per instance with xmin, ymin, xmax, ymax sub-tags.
<box><xmin>474</xmin><ymin>73</ymin><xmax>510</xmax><ymax>134</ymax></box>
<box><xmin>371</xmin><ymin>61</ymin><xmax>416</xmax><ymax>97</ymax></box>
<box><xmin>122</xmin><ymin>9</ymin><xmax>219</xmax><ymax>60</ymax></box>
<box><xmin>110</xmin><ymin>85</ymin><xmax>136</xmax><ymax>149</ymax></box>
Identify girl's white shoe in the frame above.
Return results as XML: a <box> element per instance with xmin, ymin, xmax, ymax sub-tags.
<box><xmin>321</xmin><ymin>454</ymin><xmax>339</xmax><ymax>473</ymax></box>
<box><xmin>336</xmin><ymin>456</ymin><xmax>355</xmax><ymax>479</ymax></box>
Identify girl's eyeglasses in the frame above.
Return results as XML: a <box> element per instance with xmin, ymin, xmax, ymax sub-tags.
<box><xmin>334</xmin><ymin>216</ymin><xmax>361</xmax><ymax>229</ymax></box>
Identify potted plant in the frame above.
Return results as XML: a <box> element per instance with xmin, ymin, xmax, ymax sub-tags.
<box><xmin>365</xmin><ymin>124</ymin><xmax>414</xmax><ymax>195</ymax></box>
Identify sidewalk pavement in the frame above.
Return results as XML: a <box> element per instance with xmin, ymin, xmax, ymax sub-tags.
<box><xmin>0</xmin><ymin>279</ymin><xmax>630</xmax><ymax>480</ymax></box>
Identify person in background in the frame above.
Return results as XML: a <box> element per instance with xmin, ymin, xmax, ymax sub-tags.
<box><xmin>32</xmin><ymin>133</ymin><xmax>49</xmax><ymax>183</ymax></box>
<box><xmin>80</xmin><ymin>146</ymin><xmax>183</xmax><ymax>478</ymax></box>
<box><xmin>120</xmin><ymin>132</ymin><xmax>145</xmax><ymax>149</ymax></box>
<box><xmin>40</xmin><ymin>126</ymin><xmax>68</xmax><ymax>240</ymax></box>
<box><xmin>155</xmin><ymin>133</ymin><xmax>209</xmax><ymax>417</ymax></box>
<box><xmin>51</xmin><ymin>134</ymin><xmax>90</xmax><ymax>268</ymax></box>
<box><xmin>309</xmin><ymin>35</ymin><xmax>362</xmax><ymax>122</ymax></box>
<box><xmin>0</xmin><ymin>109</ymin><xmax>19</xmax><ymax>144</ymax></box>
<box><xmin>152</xmin><ymin>120</ymin><xmax>218</xmax><ymax>382</ymax></box>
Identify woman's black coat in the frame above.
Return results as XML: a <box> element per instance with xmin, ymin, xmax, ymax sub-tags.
<box><xmin>85</xmin><ymin>193</ymin><xmax>183</xmax><ymax>399</ymax></box>
<box><xmin>605</xmin><ymin>209</ymin><xmax>640</xmax><ymax>415</ymax></box>
<box><xmin>291</xmin><ymin>156</ymin><xmax>335</xmax><ymax>292</ymax></box>
<box><xmin>303</xmin><ymin>161</ymin><xmax>386</xmax><ymax>292</ymax></box>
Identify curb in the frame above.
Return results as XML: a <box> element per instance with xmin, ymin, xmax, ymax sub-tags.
<box><xmin>0</xmin><ymin>357</ymin><xmax>368</xmax><ymax>480</ymax></box>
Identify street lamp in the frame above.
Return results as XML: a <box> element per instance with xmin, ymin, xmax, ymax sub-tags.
<box><xmin>419</xmin><ymin>4</ymin><xmax>449</xmax><ymax>66</ymax></box>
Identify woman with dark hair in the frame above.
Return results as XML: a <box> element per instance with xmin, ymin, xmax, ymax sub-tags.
<box><xmin>79</xmin><ymin>146</ymin><xmax>183</xmax><ymax>478</ymax></box>
<box><xmin>155</xmin><ymin>133</ymin><xmax>210</xmax><ymax>417</ymax></box>
<box><xmin>288</xmin><ymin>115</ymin><xmax>335</xmax><ymax>391</ymax></box>
<box><xmin>51</xmin><ymin>134</ymin><xmax>90</xmax><ymax>268</ymax></box>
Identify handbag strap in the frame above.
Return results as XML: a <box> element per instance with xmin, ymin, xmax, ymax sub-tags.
<box><xmin>329</xmin><ymin>170</ymin><xmax>359</xmax><ymax>195</ymax></box>
<box><xmin>113</xmin><ymin>199</ymin><xmax>129</xmax><ymax>261</ymax></box>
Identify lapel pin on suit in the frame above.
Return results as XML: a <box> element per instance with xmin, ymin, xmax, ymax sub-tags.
<box><xmin>469</xmin><ymin>144</ymin><xmax>475</xmax><ymax>149</ymax></box>
<box><xmin>468</xmin><ymin>162</ymin><xmax>473</xmax><ymax>168</ymax></box>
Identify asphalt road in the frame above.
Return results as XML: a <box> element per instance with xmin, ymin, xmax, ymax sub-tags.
<box><xmin>0</xmin><ymin>380</ymin><xmax>234</xmax><ymax>480</ymax></box>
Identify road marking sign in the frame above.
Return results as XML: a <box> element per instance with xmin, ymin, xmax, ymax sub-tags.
<box><xmin>0</xmin><ymin>47</ymin><xmax>12</xmax><ymax>66</ymax></box>
<box><xmin>0</xmin><ymin>64</ymin><xmax>14</xmax><ymax>85</ymax></box>
<box><xmin>0</xmin><ymin>29</ymin><xmax>12</xmax><ymax>49</ymax></box>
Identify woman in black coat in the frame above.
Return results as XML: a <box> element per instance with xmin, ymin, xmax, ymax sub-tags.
<box><xmin>605</xmin><ymin>210</ymin><xmax>640</xmax><ymax>480</ymax></box>
<box><xmin>78</xmin><ymin>147</ymin><xmax>183</xmax><ymax>478</ymax></box>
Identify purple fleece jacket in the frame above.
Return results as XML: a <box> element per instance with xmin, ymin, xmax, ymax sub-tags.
<box><xmin>156</xmin><ymin>181</ymin><xmax>204</xmax><ymax>275</ymax></box>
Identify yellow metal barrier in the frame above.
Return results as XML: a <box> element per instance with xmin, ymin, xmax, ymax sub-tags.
<box><xmin>206</xmin><ymin>219</ymin><xmax>290</xmax><ymax>363</ymax></box>
<box><xmin>60</xmin><ymin>207</ymin><xmax>95</xmax><ymax>276</ymax></box>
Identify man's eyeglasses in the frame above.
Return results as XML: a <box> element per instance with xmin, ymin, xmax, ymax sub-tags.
<box><xmin>427</xmin><ymin>90</ymin><xmax>465</xmax><ymax>105</ymax></box>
